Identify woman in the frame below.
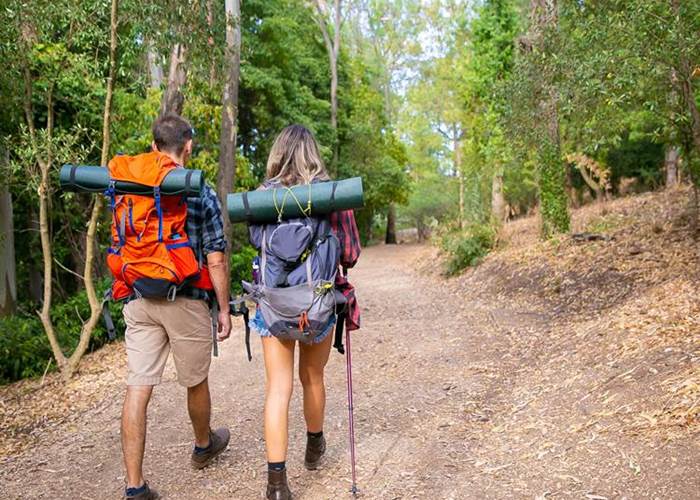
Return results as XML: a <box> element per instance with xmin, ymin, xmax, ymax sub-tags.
<box><xmin>249</xmin><ymin>124</ymin><xmax>360</xmax><ymax>500</ymax></box>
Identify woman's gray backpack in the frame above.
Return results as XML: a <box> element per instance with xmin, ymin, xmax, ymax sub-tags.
<box><xmin>243</xmin><ymin>214</ymin><xmax>345</xmax><ymax>345</ymax></box>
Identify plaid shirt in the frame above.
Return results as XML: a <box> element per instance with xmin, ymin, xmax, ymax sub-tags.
<box><xmin>186</xmin><ymin>184</ymin><xmax>228</xmax><ymax>263</ymax></box>
<box><xmin>329</xmin><ymin>209</ymin><xmax>361</xmax><ymax>331</ymax></box>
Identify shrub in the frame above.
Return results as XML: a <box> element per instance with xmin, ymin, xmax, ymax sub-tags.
<box><xmin>441</xmin><ymin>223</ymin><xmax>496</xmax><ymax>276</ymax></box>
<box><xmin>0</xmin><ymin>281</ymin><xmax>124</xmax><ymax>385</ymax></box>
<box><xmin>230</xmin><ymin>244</ymin><xmax>258</xmax><ymax>295</ymax></box>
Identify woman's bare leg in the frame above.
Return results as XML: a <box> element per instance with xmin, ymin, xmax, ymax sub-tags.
<box><xmin>262</xmin><ymin>336</ymin><xmax>296</xmax><ymax>462</ymax></box>
<box><xmin>298</xmin><ymin>332</ymin><xmax>333</xmax><ymax>433</ymax></box>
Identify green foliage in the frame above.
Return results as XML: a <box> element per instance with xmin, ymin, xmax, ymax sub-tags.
<box><xmin>0</xmin><ymin>280</ymin><xmax>124</xmax><ymax>384</ymax></box>
<box><xmin>230</xmin><ymin>245</ymin><xmax>257</xmax><ymax>295</ymax></box>
<box><xmin>440</xmin><ymin>223</ymin><xmax>496</xmax><ymax>276</ymax></box>
<box><xmin>339</xmin><ymin>56</ymin><xmax>411</xmax><ymax>241</ymax></box>
<box><xmin>605</xmin><ymin>133</ymin><xmax>665</xmax><ymax>192</ymax></box>
<box><xmin>538</xmin><ymin>140</ymin><xmax>570</xmax><ymax>237</ymax></box>
<box><xmin>401</xmin><ymin>171</ymin><xmax>458</xmax><ymax>237</ymax></box>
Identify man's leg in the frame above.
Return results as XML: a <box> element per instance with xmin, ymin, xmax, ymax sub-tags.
<box><xmin>167</xmin><ymin>298</ymin><xmax>229</xmax><ymax>468</ymax></box>
<box><xmin>121</xmin><ymin>385</ymin><xmax>154</xmax><ymax>489</ymax></box>
<box><xmin>121</xmin><ymin>298</ymin><xmax>169</xmax><ymax>493</ymax></box>
<box><xmin>187</xmin><ymin>377</ymin><xmax>211</xmax><ymax>448</ymax></box>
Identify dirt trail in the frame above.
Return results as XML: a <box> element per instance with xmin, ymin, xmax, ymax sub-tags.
<box><xmin>1</xmin><ymin>242</ymin><xmax>699</xmax><ymax>499</ymax></box>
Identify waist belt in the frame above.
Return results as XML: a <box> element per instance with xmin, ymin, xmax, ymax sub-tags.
<box><xmin>177</xmin><ymin>287</ymin><xmax>212</xmax><ymax>302</ymax></box>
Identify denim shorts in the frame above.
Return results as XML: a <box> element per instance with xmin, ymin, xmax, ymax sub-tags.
<box><xmin>250</xmin><ymin>308</ymin><xmax>336</xmax><ymax>344</ymax></box>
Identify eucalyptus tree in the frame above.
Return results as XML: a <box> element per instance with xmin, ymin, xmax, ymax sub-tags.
<box><xmin>506</xmin><ymin>0</ymin><xmax>570</xmax><ymax>236</ymax></box>
<box><xmin>218</xmin><ymin>0</ymin><xmax>241</xmax><ymax>256</ymax></box>
<box><xmin>313</xmin><ymin>0</ymin><xmax>343</xmax><ymax>171</ymax></box>
<box><xmin>357</xmin><ymin>0</ymin><xmax>424</xmax><ymax>242</ymax></box>
<box><xmin>467</xmin><ymin>0</ymin><xmax>519</xmax><ymax>225</ymax></box>
<box><xmin>3</xmin><ymin>0</ymin><xmax>120</xmax><ymax>379</ymax></box>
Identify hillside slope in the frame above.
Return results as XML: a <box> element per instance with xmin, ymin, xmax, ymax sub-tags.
<box><xmin>447</xmin><ymin>186</ymin><xmax>700</xmax><ymax>442</ymax></box>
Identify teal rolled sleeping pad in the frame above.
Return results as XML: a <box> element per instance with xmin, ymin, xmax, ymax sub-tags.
<box><xmin>59</xmin><ymin>165</ymin><xmax>204</xmax><ymax>196</ymax></box>
<box><xmin>227</xmin><ymin>177</ymin><xmax>364</xmax><ymax>223</ymax></box>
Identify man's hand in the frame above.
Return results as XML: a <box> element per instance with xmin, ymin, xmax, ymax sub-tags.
<box><xmin>206</xmin><ymin>250</ymin><xmax>231</xmax><ymax>342</ymax></box>
<box><xmin>217</xmin><ymin>309</ymin><xmax>232</xmax><ymax>341</ymax></box>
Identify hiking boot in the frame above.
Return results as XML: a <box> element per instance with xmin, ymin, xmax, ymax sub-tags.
<box><xmin>304</xmin><ymin>434</ymin><xmax>326</xmax><ymax>470</ymax></box>
<box><xmin>125</xmin><ymin>482</ymin><xmax>159</xmax><ymax>499</ymax></box>
<box><xmin>266</xmin><ymin>468</ymin><xmax>293</xmax><ymax>500</ymax></box>
<box><xmin>191</xmin><ymin>427</ymin><xmax>230</xmax><ymax>470</ymax></box>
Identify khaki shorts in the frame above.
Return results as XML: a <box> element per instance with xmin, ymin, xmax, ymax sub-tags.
<box><xmin>123</xmin><ymin>297</ymin><xmax>212</xmax><ymax>387</ymax></box>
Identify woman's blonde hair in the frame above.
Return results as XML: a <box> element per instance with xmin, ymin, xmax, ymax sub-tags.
<box><xmin>266</xmin><ymin>124</ymin><xmax>330</xmax><ymax>186</ymax></box>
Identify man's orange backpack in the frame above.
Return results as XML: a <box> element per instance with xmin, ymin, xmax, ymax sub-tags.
<box><xmin>105</xmin><ymin>152</ymin><xmax>212</xmax><ymax>300</ymax></box>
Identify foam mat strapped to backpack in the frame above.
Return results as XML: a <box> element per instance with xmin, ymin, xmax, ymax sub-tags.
<box><xmin>227</xmin><ymin>177</ymin><xmax>364</xmax><ymax>224</ymax></box>
<box><xmin>59</xmin><ymin>165</ymin><xmax>204</xmax><ymax>196</ymax></box>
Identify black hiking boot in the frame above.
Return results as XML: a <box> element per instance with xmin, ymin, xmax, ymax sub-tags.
<box><xmin>304</xmin><ymin>433</ymin><xmax>326</xmax><ymax>470</ymax></box>
<box><xmin>191</xmin><ymin>427</ymin><xmax>230</xmax><ymax>470</ymax></box>
<box><xmin>125</xmin><ymin>482</ymin><xmax>159</xmax><ymax>499</ymax></box>
<box><xmin>266</xmin><ymin>468</ymin><xmax>293</xmax><ymax>500</ymax></box>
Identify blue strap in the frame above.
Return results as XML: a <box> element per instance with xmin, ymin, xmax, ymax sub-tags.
<box><xmin>165</xmin><ymin>241</ymin><xmax>192</xmax><ymax>250</ymax></box>
<box><xmin>104</xmin><ymin>181</ymin><xmax>116</xmax><ymax>210</ymax></box>
<box><xmin>128</xmin><ymin>201</ymin><xmax>137</xmax><ymax>237</ymax></box>
<box><xmin>105</xmin><ymin>181</ymin><xmax>125</xmax><ymax>247</ymax></box>
<box><xmin>154</xmin><ymin>186</ymin><xmax>163</xmax><ymax>243</ymax></box>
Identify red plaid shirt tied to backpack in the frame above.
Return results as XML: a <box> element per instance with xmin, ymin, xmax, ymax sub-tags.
<box><xmin>329</xmin><ymin>209</ymin><xmax>361</xmax><ymax>353</ymax></box>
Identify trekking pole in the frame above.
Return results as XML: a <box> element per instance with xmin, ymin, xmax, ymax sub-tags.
<box><xmin>345</xmin><ymin>327</ymin><xmax>358</xmax><ymax>496</ymax></box>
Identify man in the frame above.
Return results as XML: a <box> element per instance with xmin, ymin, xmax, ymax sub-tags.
<box><xmin>120</xmin><ymin>113</ymin><xmax>232</xmax><ymax>500</ymax></box>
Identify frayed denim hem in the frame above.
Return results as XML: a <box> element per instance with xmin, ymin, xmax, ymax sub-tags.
<box><xmin>249</xmin><ymin>309</ymin><xmax>336</xmax><ymax>344</ymax></box>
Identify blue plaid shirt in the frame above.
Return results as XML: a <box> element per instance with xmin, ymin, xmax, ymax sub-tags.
<box><xmin>186</xmin><ymin>184</ymin><xmax>228</xmax><ymax>264</ymax></box>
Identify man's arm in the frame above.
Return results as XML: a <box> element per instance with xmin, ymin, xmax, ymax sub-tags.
<box><xmin>206</xmin><ymin>251</ymin><xmax>232</xmax><ymax>341</ymax></box>
<box><xmin>200</xmin><ymin>186</ymin><xmax>231</xmax><ymax>341</ymax></box>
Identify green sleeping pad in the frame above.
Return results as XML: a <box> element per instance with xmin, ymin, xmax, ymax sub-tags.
<box><xmin>59</xmin><ymin>165</ymin><xmax>204</xmax><ymax>196</ymax></box>
<box><xmin>227</xmin><ymin>177</ymin><xmax>364</xmax><ymax>223</ymax></box>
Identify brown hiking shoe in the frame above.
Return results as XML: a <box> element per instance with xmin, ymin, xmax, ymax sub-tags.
<box><xmin>125</xmin><ymin>482</ymin><xmax>159</xmax><ymax>499</ymax></box>
<box><xmin>266</xmin><ymin>468</ymin><xmax>293</xmax><ymax>500</ymax></box>
<box><xmin>191</xmin><ymin>427</ymin><xmax>230</xmax><ymax>470</ymax></box>
<box><xmin>304</xmin><ymin>434</ymin><xmax>326</xmax><ymax>470</ymax></box>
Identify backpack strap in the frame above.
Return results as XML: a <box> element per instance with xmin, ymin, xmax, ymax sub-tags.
<box><xmin>305</xmin><ymin>251</ymin><xmax>313</xmax><ymax>288</ymax></box>
<box><xmin>119</xmin><ymin>209</ymin><xmax>127</xmax><ymax>245</ymax></box>
<box><xmin>210</xmin><ymin>300</ymin><xmax>219</xmax><ymax>357</ymax></box>
<box><xmin>230</xmin><ymin>296</ymin><xmax>252</xmax><ymax>361</ymax></box>
<box><xmin>101</xmin><ymin>288</ymin><xmax>117</xmax><ymax>341</ymax></box>
<box><xmin>105</xmin><ymin>180</ymin><xmax>126</xmax><ymax>247</ymax></box>
<box><xmin>333</xmin><ymin>311</ymin><xmax>346</xmax><ymax>354</ymax></box>
<box><xmin>153</xmin><ymin>186</ymin><xmax>163</xmax><ymax>242</ymax></box>
<box><xmin>242</xmin><ymin>192</ymin><xmax>253</xmax><ymax>219</ymax></box>
<box><xmin>184</xmin><ymin>170</ymin><xmax>193</xmax><ymax>194</ymax></box>
<box><xmin>329</xmin><ymin>181</ymin><xmax>338</xmax><ymax>212</ymax></box>
<box><xmin>260</xmin><ymin>227</ymin><xmax>268</xmax><ymax>286</ymax></box>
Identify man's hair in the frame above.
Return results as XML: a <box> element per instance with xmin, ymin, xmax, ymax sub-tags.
<box><xmin>152</xmin><ymin>113</ymin><xmax>193</xmax><ymax>156</ymax></box>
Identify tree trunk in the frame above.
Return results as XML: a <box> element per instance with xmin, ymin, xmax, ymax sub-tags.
<box><xmin>35</xmin><ymin>90</ymin><xmax>66</xmax><ymax>368</ymax></box>
<box><xmin>217</xmin><ymin>0</ymin><xmax>241</xmax><ymax>257</ymax></box>
<box><xmin>530</xmin><ymin>0</ymin><xmax>570</xmax><ymax>237</ymax></box>
<box><xmin>27</xmin><ymin>204</ymin><xmax>42</xmax><ymax>303</ymax></box>
<box><xmin>671</xmin><ymin>0</ymin><xmax>700</xmax><ymax>155</ymax></box>
<box><xmin>331</xmin><ymin>0</ymin><xmax>340</xmax><ymax>170</ymax></box>
<box><xmin>315</xmin><ymin>0</ymin><xmax>341</xmax><ymax>172</ymax></box>
<box><xmin>678</xmin><ymin>66</ymin><xmax>700</xmax><ymax>154</ymax></box>
<box><xmin>63</xmin><ymin>0</ymin><xmax>120</xmax><ymax>380</ymax></box>
<box><xmin>665</xmin><ymin>146</ymin><xmax>680</xmax><ymax>188</ymax></box>
<box><xmin>160</xmin><ymin>43</ymin><xmax>187</xmax><ymax>116</ymax></box>
<box><xmin>575</xmin><ymin>163</ymin><xmax>603</xmax><ymax>202</ymax></box>
<box><xmin>21</xmin><ymin>23</ymin><xmax>68</xmax><ymax>367</ymax></box>
<box><xmin>38</xmin><ymin>157</ymin><xmax>66</xmax><ymax>370</ymax></box>
<box><xmin>491</xmin><ymin>172</ymin><xmax>506</xmax><ymax>224</ymax></box>
<box><xmin>0</xmin><ymin>180</ymin><xmax>16</xmax><ymax>316</ymax></box>
<box><xmin>385</xmin><ymin>205</ymin><xmax>397</xmax><ymax>244</ymax></box>
<box><xmin>207</xmin><ymin>0</ymin><xmax>216</xmax><ymax>88</ymax></box>
<box><xmin>146</xmin><ymin>41</ymin><xmax>163</xmax><ymax>89</ymax></box>
<box><xmin>453</xmin><ymin>135</ymin><xmax>464</xmax><ymax>229</ymax></box>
